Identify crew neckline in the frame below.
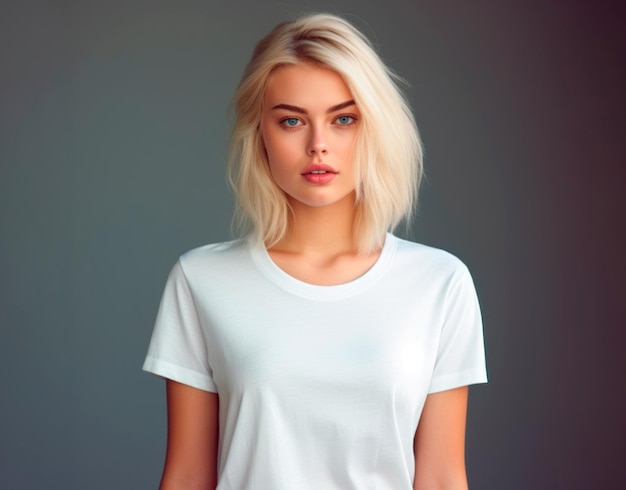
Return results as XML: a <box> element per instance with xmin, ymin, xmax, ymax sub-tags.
<box><xmin>248</xmin><ymin>233</ymin><xmax>397</xmax><ymax>300</ymax></box>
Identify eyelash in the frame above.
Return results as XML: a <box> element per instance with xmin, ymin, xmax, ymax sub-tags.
<box><xmin>278</xmin><ymin>114</ymin><xmax>359</xmax><ymax>129</ymax></box>
<box><xmin>279</xmin><ymin>117</ymin><xmax>302</xmax><ymax>128</ymax></box>
<box><xmin>334</xmin><ymin>115</ymin><xmax>357</xmax><ymax>126</ymax></box>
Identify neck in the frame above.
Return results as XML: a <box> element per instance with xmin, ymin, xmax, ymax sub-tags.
<box><xmin>274</xmin><ymin>194</ymin><xmax>358</xmax><ymax>255</ymax></box>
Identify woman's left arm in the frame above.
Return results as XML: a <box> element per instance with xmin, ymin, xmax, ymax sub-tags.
<box><xmin>413</xmin><ymin>386</ymin><xmax>469</xmax><ymax>490</ymax></box>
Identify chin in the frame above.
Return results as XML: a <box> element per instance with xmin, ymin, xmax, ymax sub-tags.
<box><xmin>288</xmin><ymin>193</ymin><xmax>356</xmax><ymax>209</ymax></box>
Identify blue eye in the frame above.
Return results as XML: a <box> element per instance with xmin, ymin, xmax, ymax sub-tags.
<box><xmin>336</xmin><ymin>115</ymin><xmax>356</xmax><ymax>125</ymax></box>
<box><xmin>281</xmin><ymin>118</ymin><xmax>301</xmax><ymax>127</ymax></box>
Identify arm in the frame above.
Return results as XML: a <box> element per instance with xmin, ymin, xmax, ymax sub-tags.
<box><xmin>159</xmin><ymin>380</ymin><xmax>219</xmax><ymax>490</ymax></box>
<box><xmin>413</xmin><ymin>386</ymin><xmax>469</xmax><ymax>490</ymax></box>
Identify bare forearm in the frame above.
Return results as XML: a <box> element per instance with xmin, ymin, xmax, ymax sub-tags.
<box><xmin>159</xmin><ymin>472</ymin><xmax>217</xmax><ymax>490</ymax></box>
<box><xmin>161</xmin><ymin>381</ymin><xmax>219</xmax><ymax>490</ymax></box>
<box><xmin>414</xmin><ymin>477</ymin><xmax>468</xmax><ymax>490</ymax></box>
<box><xmin>413</xmin><ymin>388</ymin><xmax>470</xmax><ymax>490</ymax></box>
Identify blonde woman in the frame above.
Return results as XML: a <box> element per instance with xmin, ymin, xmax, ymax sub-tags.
<box><xmin>144</xmin><ymin>13</ymin><xmax>487</xmax><ymax>490</ymax></box>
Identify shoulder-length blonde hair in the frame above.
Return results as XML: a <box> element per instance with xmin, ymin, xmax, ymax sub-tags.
<box><xmin>228</xmin><ymin>13</ymin><xmax>422</xmax><ymax>253</ymax></box>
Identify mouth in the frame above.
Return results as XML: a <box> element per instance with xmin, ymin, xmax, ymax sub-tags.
<box><xmin>301</xmin><ymin>163</ymin><xmax>338</xmax><ymax>175</ymax></box>
<box><xmin>301</xmin><ymin>164</ymin><xmax>338</xmax><ymax>184</ymax></box>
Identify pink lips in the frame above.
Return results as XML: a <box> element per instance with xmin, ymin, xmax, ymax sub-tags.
<box><xmin>301</xmin><ymin>163</ymin><xmax>337</xmax><ymax>185</ymax></box>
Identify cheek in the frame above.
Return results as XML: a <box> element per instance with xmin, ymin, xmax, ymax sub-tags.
<box><xmin>337</xmin><ymin>135</ymin><xmax>357</xmax><ymax>165</ymax></box>
<box><xmin>262</xmin><ymin>133</ymin><xmax>288</xmax><ymax>179</ymax></box>
<box><xmin>263</xmin><ymin>142</ymin><xmax>282</xmax><ymax>173</ymax></box>
<box><xmin>264</xmin><ymin>131</ymin><xmax>301</xmax><ymax>166</ymax></box>
<box><xmin>261</xmin><ymin>126</ymin><xmax>282</xmax><ymax>159</ymax></box>
<box><xmin>260</xmin><ymin>131</ymin><xmax>287</xmax><ymax>186</ymax></box>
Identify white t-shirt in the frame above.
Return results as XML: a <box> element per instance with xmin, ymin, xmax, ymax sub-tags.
<box><xmin>143</xmin><ymin>233</ymin><xmax>487</xmax><ymax>489</ymax></box>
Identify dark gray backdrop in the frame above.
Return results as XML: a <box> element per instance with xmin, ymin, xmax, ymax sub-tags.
<box><xmin>1</xmin><ymin>1</ymin><xmax>624</xmax><ymax>489</ymax></box>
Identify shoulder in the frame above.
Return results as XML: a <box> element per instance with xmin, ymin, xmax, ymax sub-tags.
<box><xmin>175</xmin><ymin>237</ymin><xmax>251</xmax><ymax>282</ymax></box>
<box><xmin>180</xmin><ymin>237</ymin><xmax>247</xmax><ymax>262</ymax></box>
<box><xmin>391</xmin><ymin>235</ymin><xmax>471</xmax><ymax>281</ymax></box>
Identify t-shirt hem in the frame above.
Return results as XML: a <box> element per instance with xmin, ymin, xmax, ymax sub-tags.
<box><xmin>142</xmin><ymin>356</ymin><xmax>218</xmax><ymax>393</ymax></box>
<box><xmin>427</xmin><ymin>368</ymin><xmax>488</xmax><ymax>394</ymax></box>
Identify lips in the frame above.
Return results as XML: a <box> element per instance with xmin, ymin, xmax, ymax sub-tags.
<box><xmin>301</xmin><ymin>163</ymin><xmax>338</xmax><ymax>175</ymax></box>
<box><xmin>301</xmin><ymin>163</ymin><xmax>337</xmax><ymax>185</ymax></box>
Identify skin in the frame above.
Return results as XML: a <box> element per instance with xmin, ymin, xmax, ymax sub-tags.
<box><xmin>261</xmin><ymin>64</ymin><xmax>380</xmax><ymax>285</ymax></box>
<box><xmin>261</xmin><ymin>64</ymin><xmax>359</xmax><ymax>211</ymax></box>
<box><xmin>160</xmin><ymin>63</ymin><xmax>469</xmax><ymax>489</ymax></box>
<box><xmin>413</xmin><ymin>387</ymin><xmax>469</xmax><ymax>490</ymax></box>
<box><xmin>159</xmin><ymin>381</ymin><xmax>219</xmax><ymax>490</ymax></box>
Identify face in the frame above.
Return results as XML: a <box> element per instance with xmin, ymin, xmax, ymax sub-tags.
<box><xmin>260</xmin><ymin>64</ymin><xmax>360</xmax><ymax>209</ymax></box>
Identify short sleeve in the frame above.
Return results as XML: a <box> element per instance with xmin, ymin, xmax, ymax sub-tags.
<box><xmin>142</xmin><ymin>260</ymin><xmax>217</xmax><ymax>392</ymax></box>
<box><xmin>428</xmin><ymin>263</ymin><xmax>487</xmax><ymax>393</ymax></box>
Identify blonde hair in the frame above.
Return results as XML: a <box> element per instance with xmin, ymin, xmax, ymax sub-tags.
<box><xmin>228</xmin><ymin>13</ymin><xmax>423</xmax><ymax>253</ymax></box>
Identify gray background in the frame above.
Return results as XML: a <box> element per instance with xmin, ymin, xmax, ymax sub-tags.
<box><xmin>1</xmin><ymin>1</ymin><xmax>624</xmax><ymax>489</ymax></box>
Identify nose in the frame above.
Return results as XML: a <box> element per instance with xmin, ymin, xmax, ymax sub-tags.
<box><xmin>306</xmin><ymin>127</ymin><xmax>328</xmax><ymax>157</ymax></box>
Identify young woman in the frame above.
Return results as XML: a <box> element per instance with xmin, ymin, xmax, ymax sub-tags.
<box><xmin>144</xmin><ymin>13</ymin><xmax>487</xmax><ymax>490</ymax></box>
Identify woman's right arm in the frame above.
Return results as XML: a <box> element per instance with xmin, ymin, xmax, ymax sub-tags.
<box><xmin>159</xmin><ymin>379</ymin><xmax>219</xmax><ymax>490</ymax></box>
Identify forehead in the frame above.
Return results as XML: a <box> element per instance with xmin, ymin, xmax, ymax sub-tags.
<box><xmin>263</xmin><ymin>64</ymin><xmax>354</xmax><ymax>107</ymax></box>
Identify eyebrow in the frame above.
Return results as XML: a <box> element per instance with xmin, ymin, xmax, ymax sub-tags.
<box><xmin>271</xmin><ymin>100</ymin><xmax>356</xmax><ymax>114</ymax></box>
